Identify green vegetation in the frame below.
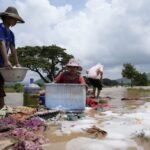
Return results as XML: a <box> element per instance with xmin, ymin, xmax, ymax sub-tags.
<box><xmin>84</xmin><ymin>76</ymin><xmax>119</xmax><ymax>87</ymax></box>
<box><xmin>13</xmin><ymin>83</ymin><xmax>24</xmax><ymax>92</ymax></box>
<box><xmin>10</xmin><ymin>45</ymin><xmax>73</xmax><ymax>83</ymax></box>
<box><xmin>122</xmin><ymin>63</ymin><xmax>149</xmax><ymax>86</ymax></box>
<box><xmin>5</xmin><ymin>83</ymin><xmax>24</xmax><ymax>92</ymax></box>
<box><xmin>127</xmin><ymin>88</ymin><xmax>150</xmax><ymax>98</ymax></box>
<box><xmin>8</xmin><ymin>44</ymin><xmax>150</xmax><ymax>86</ymax></box>
<box><xmin>128</xmin><ymin>88</ymin><xmax>150</xmax><ymax>92</ymax></box>
<box><xmin>5</xmin><ymin>87</ymin><xmax>16</xmax><ymax>92</ymax></box>
<box><xmin>102</xmin><ymin>78</ymin><xmax>118</xmax><ymax>86</ymax></box>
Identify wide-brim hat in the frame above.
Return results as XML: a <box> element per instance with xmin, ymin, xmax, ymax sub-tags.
<box><xmin>0</xmin><ymin>6</ymin><xmax>25</xmax><ymax>23</ymax></box>
<box><xmin>66</xmin><ymin>58</ymin><xmax>82</xmax><ymax>69</ymax></box>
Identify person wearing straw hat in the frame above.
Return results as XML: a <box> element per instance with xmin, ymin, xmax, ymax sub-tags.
<box><xmin>55</xmin><ymin>58</ymin><xmax>85</xmax><ymax>84</ymax></box>
<box><xmin>0</xmin><ymin>6</ymin><xmax>25</xmax><ymax>109</ymax></box>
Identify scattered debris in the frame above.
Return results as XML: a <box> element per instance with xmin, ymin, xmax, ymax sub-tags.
<box><xmin>121</xmin><ymin>97</ymin><xmax>140</xmax><ymax>100</ymax></box>
<box><xmin>83</xmin><ymin>125</ymin><xmax>107</xmax><ymax>138</ymax></box>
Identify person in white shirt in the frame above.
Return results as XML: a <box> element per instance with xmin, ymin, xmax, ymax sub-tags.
<box><xmin>87</xmin><ymin>63</ymin><xmax>103</xmax><ymax>98</ymax></box>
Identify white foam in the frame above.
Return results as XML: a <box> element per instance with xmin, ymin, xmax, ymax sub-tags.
<box><xmin>59</xmin><ymin>102</ymin><xmax>150</xmax><ymax>149</ymax></box>
<box><xmin>66</xmin><ymin>137</ymin><xmax>143</xmax><ymax>150</ymax></box>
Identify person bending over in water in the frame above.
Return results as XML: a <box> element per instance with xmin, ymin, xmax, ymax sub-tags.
<box><xmin>87</xmin><ymin>63</ymin><xmax>103</xmax><ymax>98</ymax></box>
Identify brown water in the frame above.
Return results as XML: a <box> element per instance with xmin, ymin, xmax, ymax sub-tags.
<box><xmin>5</xmin><ymin>86</ymin><xmax>148</xmax><ymax>112</ymax></box>
<box><xmin>5</xmin><ymin>86</ymin><xmax>150</xmax><ymax>150</ymax></box>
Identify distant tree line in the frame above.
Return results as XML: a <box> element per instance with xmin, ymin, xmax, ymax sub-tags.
<box><xmin>9</xmin><ymin>45</ymin><xmax>149</xmax><ymax>87</ymax></box>
<box><xmin>5</xmin><ymin>83</ymin><xmax>24</xmax><ymax>92</ymax></box>
<box><xmin>84</xmin><ymin>76</ymin><xmax>119</xmax><ymax>87</ymax></box>
<box><xmin>102</xmin><ymin>78</ymin><xmax>119</xmax><ymax>86</ymax></box>
<box><xmin>122</xmin><ymin>63</ymin><xmax>149</xmax><ymax>86</ymax></box>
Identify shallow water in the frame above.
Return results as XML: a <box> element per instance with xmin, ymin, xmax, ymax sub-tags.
<box><xmin>5</xmin><ymin>86</ymin><xmax>146</xmax><ymax>111</ymax></box>
<box><xmin>5</xmin><ymin>86</ymin><xmax>150</xmax><ymax>150</ymax></box>
<box><xmin>5</xmin><ymin>92</ymin><xmax>23</xmax><ymax>106</ymax></box>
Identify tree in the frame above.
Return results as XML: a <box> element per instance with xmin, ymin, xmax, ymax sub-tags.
<box><xmin>133</xmin><ymin>72</ymin><xmax>148</xmax><ymax>86</ymax></box>
<box><xmin>122</xmin><ymin>63</ymin><xmax>138</xmax><ymax>86</ymax></box>
<box><xmin>122</xmin><ymin>63</ymin><xmax>148</xmax><ymax>86</ymax></box>
<box><xmin>10</xmin><ymin>45</ymin><xmax>73</xmax><ymax>83</ymax></box>
<box><xmin>14</xmin><ymin>83</ymin><xmax>24</xmax><ymax>92</ymax></box>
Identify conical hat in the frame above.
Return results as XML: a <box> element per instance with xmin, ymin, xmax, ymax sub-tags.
<box><xmin>0</xmin><ymin>6</ymin><xmax>25</xmax><ymax>23</ymax></box>
<box><xmin>66</xmin><ymin>58</ymin><xmax>82</xmax><ymax>70</ymax></box>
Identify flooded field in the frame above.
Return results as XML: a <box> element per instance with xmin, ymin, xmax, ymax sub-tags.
<box><xmin>5</xmin><ymin>86</ymin><xmax>150</xmax><ymax>150</ymax></box>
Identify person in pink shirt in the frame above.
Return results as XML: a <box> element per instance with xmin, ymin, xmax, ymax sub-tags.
<box><xmin>55</xmin><ymin>58</ymin><xmax>85</xmax><ymax>84</ymax></box>
<box><xmin>87</xmin><ymin>63</ymin><xmax>103</xmax><ymax>98</ymax></box>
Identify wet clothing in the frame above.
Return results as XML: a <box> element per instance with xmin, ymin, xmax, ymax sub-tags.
<box><xmin>0</xmin><ymin>73</ymin><xmax>5</xmax><ymax>97</ymax></box>
<box><xmin>0</xmin><ymin>23</ymin><xmax>15</xmax><ymax>67</ymax></box>
<box><xmin>87</xmin><ymin>64</ymin><xmax>103</xmax><ymax>90</ymax></box>
<box><xmin>88</xmin><ymin>78</ymin><xmax>103</xmax><ymax>90</ymax></box>
<box><xmin>55</xmin><ymin>71</ymin><xmax>85</xmax><ymax>84</ymax></box>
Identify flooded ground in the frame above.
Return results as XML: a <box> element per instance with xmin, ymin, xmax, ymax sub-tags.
<box><xmin>5</xmin><ymin>86</ymin><xmax>150</xmax><ymax>150</ymax></box>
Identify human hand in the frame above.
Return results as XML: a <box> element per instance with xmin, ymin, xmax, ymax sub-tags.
<box><xmin>51</xmin><ymin>81</ymin><xmax>56</xmax><ymax>84</ymax></box>
<box><xmin>15</xmin><ymin>63</ymin><xmax>22</xmax><ymax>67</ymax></box>
<box><xmin>4</xmin><ymin>61</ymin><xmax>13</xmax><ymax>69</ymax></box>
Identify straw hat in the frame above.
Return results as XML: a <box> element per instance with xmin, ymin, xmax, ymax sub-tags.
<box><xmin>66</xmin><ymin>58</ymin><xmax>82</xmax><ymax>69</ymax></box>
<box><xmin>0</xmin><ymin>6</ymin><xmax>25</xmax><ymax>23</ymax></box>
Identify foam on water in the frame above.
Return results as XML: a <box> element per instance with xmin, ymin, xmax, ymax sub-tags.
<box><xmin>61</xmin><ymin>102</ymin><xmax>150</xmax><ymax>149</ymax></box>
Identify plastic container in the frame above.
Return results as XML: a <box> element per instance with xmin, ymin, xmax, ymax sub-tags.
<box><xmin>39</xmin><ymin>95</ymin><xmax>45</xmax><ymax>105</ymax></box>
<box><xmin>0</xmin><ymin>67</ymin><xmax>28</xmax><ymax>82</ymax></box>
<box><xmin>23</xmin><ymin>78</ymin><xmax>41</xmax><ymax>107</ymax></box>
<box><xmin>45</xmin><ymin>83</ymin><xmax>86</xmax><ymax>111</ymax></box>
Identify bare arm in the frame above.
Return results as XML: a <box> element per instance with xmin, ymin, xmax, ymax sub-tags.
<box><xmin>0</xmin><ymin>40</ymin><xmax>12</xmax><ymax>68</ymax></box>
<box><xmin>10</xmin><ymin>45</ymin><xmax>21</xmax><ymax>67</ymax></box>
<box><xmin>54</xmin><ymin>72</ymin><xmax>63</xmax><ymax>83</ymax></box>
<box><xmin>79</xmin><ymin>76</ymin><xmax>86</xmax><ymax>84</ymax></box>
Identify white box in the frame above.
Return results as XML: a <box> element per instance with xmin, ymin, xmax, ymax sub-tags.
<box><xmin>45</xmin><ymin>83</ymin><xmax>86</xmax><ymax>111</ymax></box>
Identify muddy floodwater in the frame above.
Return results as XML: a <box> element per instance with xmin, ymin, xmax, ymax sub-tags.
<box><xmin>5</xmin><ymin>86</ymin><xmax>150</xmax><ymax>150</ymax></box>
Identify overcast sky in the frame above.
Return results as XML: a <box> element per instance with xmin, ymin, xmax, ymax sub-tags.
<box><xmin>1</xmin><ymin>0</ymin><xmax>150</xmax><ymax>81</ymax></box>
